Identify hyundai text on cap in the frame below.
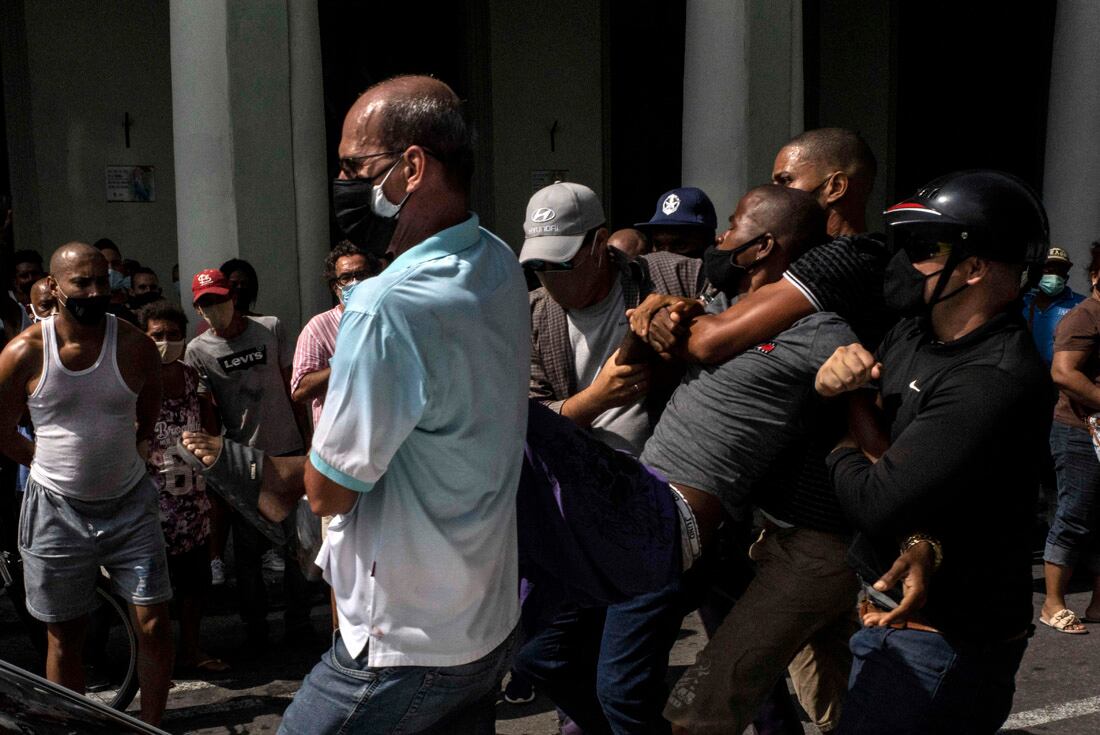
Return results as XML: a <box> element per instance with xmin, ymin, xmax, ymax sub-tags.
<box><xmin>518</xmin><ymin>182</ymin><xmax>606</xmax><ymax>265</ymax></box>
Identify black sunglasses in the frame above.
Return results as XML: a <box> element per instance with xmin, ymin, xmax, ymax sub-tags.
<box><xmin>522</xmin><ymin>239</ymin><xmax>601</xmax><ymax>273</ymax></box>
<box><xmin>335</xmin><ymin>269</ymin><xmax>375</xmax><ymax>286</ymax></box>
<box><xmin>890</xmin><ymin>224</ymin><xmax>973</xmax><ymax>263</ymax></box>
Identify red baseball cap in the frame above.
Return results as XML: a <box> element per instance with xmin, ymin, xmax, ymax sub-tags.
<box><xmin>191</xmin><ymin>268</ymin><xmax>232</xmax><ymax>304</ymax></box>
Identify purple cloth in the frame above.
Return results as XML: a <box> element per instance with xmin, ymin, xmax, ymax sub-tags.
<box><xmin>518</xmin><ymin>400</ymin><xmax>680</xmax><ymax>607</ymax></box>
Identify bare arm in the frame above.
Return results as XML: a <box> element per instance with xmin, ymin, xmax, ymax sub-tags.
<box><xmin>304</xmin><ymin>458</ymin><xmax>356</xmax><ymax>516</ymax></box>
<box><xmin>198</xmin><ymin>392</ymin><xmax>220</xmax><ymax>435</ymax></box>
<box><xmin>561</xmin><ymin>348</ymin><xmax>651</xmax><ymax>428</ymax></box>
<box><xmin>0</xmin><ymin>331</ymin><xmax>38</xmax><ymax>466</ymax></box>
<box><xmin>283</xmin><ymin>365</ymin><xmax>313</xmax><ymax>445</ymax></box>
<box><xmin>1051</xmin><ymin>349</ymin><xmax>1100</xmax><ymax>412</ymax></box>
<box><xmin>291</xmin><ymin>367</ymin><xmax>330</xmax><ymax>403</ymax></box>
<box><xmin>134</xmin><ymin>336</ymin><xmax>162</xmax><ymax>454</ymax></box>
<box><xmin>680</xmin><ymin>279</ymin><xmax>815</xmax><ymax>364</ymax></box>
<box><xmin>847</xmin><ymin>390</ymin><xmax>890</xmax><ymax>462</ymax></box>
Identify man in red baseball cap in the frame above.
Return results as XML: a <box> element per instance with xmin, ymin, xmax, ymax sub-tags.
<box><xmin>184</xmin><ymin>267</ymin><xmax>312</xmax><ymax>653</ymax></box>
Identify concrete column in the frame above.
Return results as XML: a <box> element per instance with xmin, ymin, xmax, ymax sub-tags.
<box><xmin>681</xmin><ymin>0</ymin><xmax>749</xmax><ymax>218</ymax></box>
<box><xmin>0</xmin><ymin>0</ymin><xmax>43</xmax><ymax>254</ymax></box>
<box><xmin>168</xmin><ymin>0</ymin><xmax>240</xmax><ymax>327</ymax></box>
<box><xmin>1043</xmin><ymin>0</ymin><xmax>1100</xmax><ymax>290</ymax></box>
<box><xmin>287</xmin><ymin>0</ymin><xmax>332</xmax><ymax>322</ymax></box>
<box><xmin>169</xmin><ymin>0</ymin><xmax>331</xmax><ymax>333</ymax></box>
<box><xmin>682</xmin><ymin>0</ymin><xmax>803</xmax><ymax>217</ymax></box>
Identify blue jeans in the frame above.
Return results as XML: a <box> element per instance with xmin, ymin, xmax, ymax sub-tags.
<box><xmin>278</xmin><ymin>627</ymin><xmax>518</xmax><ymax>735</ymax></box>
<box><xmin>838</xmin><ymin>627</ymin><xmax>1028</xmax><ymax>734</ymax></box>
<box><xmin>1045</xmin><ymin>422</ymin><xmax>1100</xmax><ymax>571</ymax></box>
<box><xmin>513</xmin><ymin>577</ymin><xmax>690</xmax><ymax>735</ymax></box>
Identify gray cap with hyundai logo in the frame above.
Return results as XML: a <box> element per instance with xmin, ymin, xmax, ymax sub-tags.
<box><xmin>518</xmin><ymin>182</ymin><xmax>606</xmax><ymax>265</ymax></box>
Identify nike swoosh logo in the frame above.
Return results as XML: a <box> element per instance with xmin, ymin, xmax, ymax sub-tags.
<box><xmin>909</xmin><ymin>380</ymin><xmax>921</xmax><ymax>392</ymax></box>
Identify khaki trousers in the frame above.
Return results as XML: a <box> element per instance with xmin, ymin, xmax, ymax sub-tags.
<box><xmin>664</xmin><ymin>526</ymin><xmax>858</xmax><ymax>734</ymax></box>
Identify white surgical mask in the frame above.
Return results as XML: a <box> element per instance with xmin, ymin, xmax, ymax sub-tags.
<box><xmin>156</xmin><ymin>339</ymin><xmax>186</xmax><ymax>364</ymax></box>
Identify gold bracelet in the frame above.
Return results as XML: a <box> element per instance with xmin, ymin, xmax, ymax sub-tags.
<box><xmin>902</xmin><ymin>533</ymin><xmax>943</xmax><ymax>571</ymax></box>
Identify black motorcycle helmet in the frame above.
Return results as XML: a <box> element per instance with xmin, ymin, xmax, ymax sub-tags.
<box><xmin>884</xmin><ymin>170</ymin><xmax>1049</xmax><ymax>305</ymax></box>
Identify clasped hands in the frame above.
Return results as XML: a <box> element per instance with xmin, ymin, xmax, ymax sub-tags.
<box><xmin>625</xmin><ymin>294</ymin><xmax>703</xmax><ymax>356</ymax></box>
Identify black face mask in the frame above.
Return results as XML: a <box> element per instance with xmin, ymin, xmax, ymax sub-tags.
<box><xmin>332</xmin><ymin>158</ymin><xmax>408</xmax><ymax>258</ymax></box>
<box><xmin>332</xmin><ymin>179</ymin><xmax>396</xmax><ymax>257</ymax></box>
<box><xmin>883</xmin><ymin>249</ymin><xmax>942</xmax><ymax>317</ymax></box>
<box><xmin>129</xmin><ymin>290</ymin><xmax>163</xmax><ymax>309</ymax></box>
<box><xmin>702</xmin><ymin>235</ymin><xmax>764</xmax><ymax>295</ymax></box>
<box><xmin>58</xmin><ymin>290</ymin><xmax>110</xmax><ymax>326</ymax></box>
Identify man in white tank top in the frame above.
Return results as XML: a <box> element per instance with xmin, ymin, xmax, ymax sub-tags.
<box><xmin>0</xmin><ymin>242</ymin><xmax>173</xmax><ymax>726</ymax></box>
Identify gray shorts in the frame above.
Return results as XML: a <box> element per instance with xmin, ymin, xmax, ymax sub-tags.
<box><xmin>18</xmin><ymin>475</ymin><xmax>172</xmax><ymax>623</ymax></box>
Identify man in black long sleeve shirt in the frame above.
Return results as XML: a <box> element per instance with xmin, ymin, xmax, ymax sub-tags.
<box><xmin>815</xmin><ymin>170</ymin><xmax>1051</xmax><ymax>734</ymax></box>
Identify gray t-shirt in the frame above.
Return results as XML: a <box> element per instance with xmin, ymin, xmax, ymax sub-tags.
<box><xmin>640</xmin><ymin>311</ymin><xmax>857</xmax><ymax>514</ymax></box>
<box><xmin>567</xmin><ymin>279</ymin><xmax>650</xmax><ymax>455</ymax></box>
<box><xmin>184</xmin><ymin>315</ymin><xmax>302</xmax><ymax>455</ymax></box>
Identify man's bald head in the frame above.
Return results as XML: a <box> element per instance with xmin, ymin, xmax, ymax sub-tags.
<box><xmin>783</xmin><ymin>128</ymin><xmax>876</xmax><ymax>192</ymax></box>
<box><xmin>30</xmin><ymin>277</ymin><xmax>56</xmax><ymax>315</ymax></box>
<box><xmin>345</xmin><ymin>75</ymin><xmax>474</xmax><ymax>191</ymax></box>
<box><xmin>607</xmin><ymin>228</ymin><xmax>650</xmax><ymax>259</ymax></box>
<box><xmin>772</xmin><ymin>128</ymin><xmax>876</xmax><ymax>236</ymax></box>
<box><xmin>50</xmin><ymin>242</ymin><xmax>107</xmax><ymax>279</ymax></box>
<box><xmin>740</xmin><ymin>185</ymin><xmax>828</xmax><ymax>260</ymax></box>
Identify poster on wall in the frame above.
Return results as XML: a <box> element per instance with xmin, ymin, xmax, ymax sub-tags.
<box><xmin>106</xmin><ymin>165</ymin><xmax>156</xmax><ymax>202</ymax></box>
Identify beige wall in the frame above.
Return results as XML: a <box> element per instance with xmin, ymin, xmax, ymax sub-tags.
<box><xmin>487</xmin><ymin>0</ymin><xmax>606</xmax><ymax>250</ymax></box>
<box><xmin>6</xmin><ymin>0</ymin><xmax>179</xmax><ymax>288</ymax></box>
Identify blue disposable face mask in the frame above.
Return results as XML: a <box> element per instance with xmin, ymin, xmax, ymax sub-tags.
<box><xmin>1038</xmin><ymin>274</ymin><xmax>1065</xmax><ymax>296</ymax></box>
<box><xmin>340</xmin><ymin>279</ymin><xmax>362</xmax><ymax>305</ymax></box>
<box><xmin>109</xmin><ymin>269</ymin><xmax>131</xmax><ymax>291</ymax></box>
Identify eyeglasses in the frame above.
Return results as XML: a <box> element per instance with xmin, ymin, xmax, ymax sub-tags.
<box><xmin>337</xmin><ymin>146</ymin><xmax>445</xmax><ymax>179</ymax></box>
<box><xmin>337</xmin><ymin>150</ymin><xmax>402</xmax><ymax>179</ymax></box>
<box><xmin>335</xmin><ymin>269</ymin><xmax>374</xmax><ymax>286</ymax></box>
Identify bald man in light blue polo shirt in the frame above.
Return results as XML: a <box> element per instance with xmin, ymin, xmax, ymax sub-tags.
<box><xmin>279</xmin><ymin>76</ymin><xmax>529</xmax><ymax>734</ymax></box>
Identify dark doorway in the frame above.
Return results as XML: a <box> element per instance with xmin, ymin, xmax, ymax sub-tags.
<box><xmin>604</xmin><ymin>0</ymin><xmax>686</xmax><ymax>230</ymax></box>
<box><xmin>317</xmin><ymin>0</ymin><xmax>493</xmax><ymax>235</ymax></box>
<box><xmin>892</xmin><ymin>4</ymin><xmax>1056</xmax><ymax>199</ymax></box>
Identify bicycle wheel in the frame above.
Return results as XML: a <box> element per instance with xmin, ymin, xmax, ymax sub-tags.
<box><xmin>83</xmin><ymin>584</ymin><xmax>139</xmax><ymax>712</ymax></box>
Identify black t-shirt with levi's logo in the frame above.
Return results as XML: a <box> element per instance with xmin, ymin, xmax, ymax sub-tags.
<box><xmin>184</xmin><ymin>315</ymin><xmax>302</xmax><ymax>455</ymax></box>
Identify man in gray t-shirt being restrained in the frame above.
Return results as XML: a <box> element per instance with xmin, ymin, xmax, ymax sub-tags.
<box><xmin>184</xmin><ymin>268</ymin><xmax>311</xmax><ymax>651</ymax></box>
<box><xmin>638</xmin><ymin>186</ymin><xmax>860</xmax><ymax>734</ymax></box>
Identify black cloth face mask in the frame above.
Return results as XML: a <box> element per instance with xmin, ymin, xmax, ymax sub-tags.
<box><xmin>883</xmin><ymin>249</ymin><xmax>942</xmax><ymax>317</ymax></box>
<box><xmin>331</xmin><ymin>158</ymin><xmax>407</xmax><ymax>258</ymax></box>
<box><xmin>57</xmin><ymin>288</ymin><xmax>110</xmax><ymax>326</ymax></box>
<box><xmin>332</xmin><ymin>178</ymin><xmax>399</xmax><ymax>258</ymax></box>
<box><xmin>702</xmin><ymin>234</ymin><xmax>765</xmax><ymax>295</ymax></box>
<box><xmin>129</xmin><ymin>290</ymin><xmax>163</xmax><ymax>309</ymax></box>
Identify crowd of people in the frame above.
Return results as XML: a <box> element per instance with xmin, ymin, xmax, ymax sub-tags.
<box><xmin>0</xmin><ymin>73</ymin><xmax>1097</xmax><ymax>735</ymax></box>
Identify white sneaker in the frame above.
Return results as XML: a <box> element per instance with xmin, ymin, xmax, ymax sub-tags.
<box><xmin>262</xmin><ymin>548</ymin><xmax>285</xmax><ymax>573</ymax></box>
<box><xmin>210</xmin><ymin>558</ymin><xmax>226</xmax><ymax>586</ymax></box>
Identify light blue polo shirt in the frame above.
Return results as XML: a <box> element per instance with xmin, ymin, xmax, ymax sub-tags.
<box><xmin>310</xmin><ymin>214</ymin><xmax>529</xmax><ymax>666</ymax></box>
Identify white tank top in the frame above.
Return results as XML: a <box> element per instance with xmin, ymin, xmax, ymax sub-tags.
<box><xmin>28</xmin><ymin>315</ymin><xmax>147</xmax><ymax>501</ymax></box>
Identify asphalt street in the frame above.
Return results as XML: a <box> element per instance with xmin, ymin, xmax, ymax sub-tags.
<box><xmin>2</xmin><ymin>562</ymin><xmax>1100</xmax><ymax>734</ymax></box>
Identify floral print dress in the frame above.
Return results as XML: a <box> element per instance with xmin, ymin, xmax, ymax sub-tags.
<box><xmin>147</xmin><ymin>363</ymin><xmax>211</xmax><ymax>556</ymax></box>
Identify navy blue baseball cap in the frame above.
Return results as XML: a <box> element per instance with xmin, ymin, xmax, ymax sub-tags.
<box><xmin>635</xmin><ymin>187</ymin><xmax>717</xmax><ymax>232</ymax></box>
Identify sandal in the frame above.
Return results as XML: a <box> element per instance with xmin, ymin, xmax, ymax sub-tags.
<box><xmin>1040</xmin><ymin>608</ymin><xmax>1089</xmax><ymax>634</ymax></box>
